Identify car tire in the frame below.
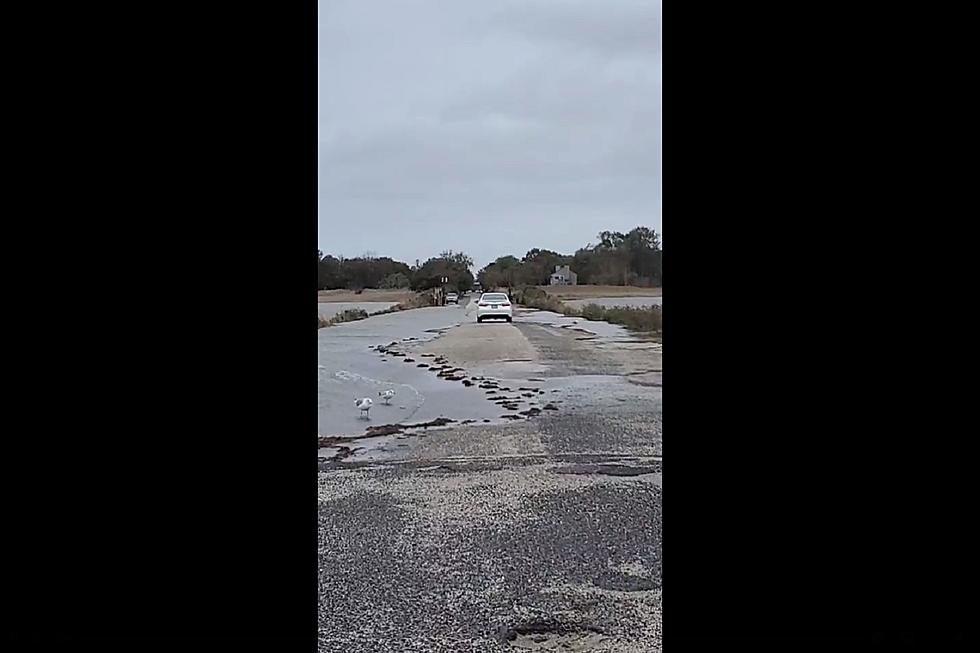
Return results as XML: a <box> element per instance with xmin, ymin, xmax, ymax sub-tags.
<box><xmin>506</xmin><ymin>317</ymin><xmax>512</xmax><ymax>323</ymax></box>
<box><xmin>477</xmin><ymin>317</ymin><xmax>482</xmax><ymax>323</ymax></box>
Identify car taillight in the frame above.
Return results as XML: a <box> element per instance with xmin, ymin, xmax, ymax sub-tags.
<box><xmin>479</xmin><ymin>303</ymin><xmax>488</xmax><ymax>307</ymax></box>
<box><xmin>502</xmin><ymin>303</ymin><xmax>511</xmax><ymax>307</ymax></box>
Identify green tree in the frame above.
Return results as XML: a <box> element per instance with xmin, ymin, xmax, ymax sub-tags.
<box><xmin>318</xmin><ymin>254</ymin><xmax>345</xmax><ymax>289</ymax></box>
<box><xmin>520</xmin><ymin>248</ymin><xmax>569</xmax><ymax>285</ymax></box>
<box><xmin>380</xmin><ymin>272</ymin><xmax>410</xmax><ymax>288</ymax></box>
<box><xmin>318</xmin><ymin>253</ymin><xmax>413</xmax><ymax>290</ymax></box>
<box><xmin>477</xmin><ymin>262</ymin><xmax>500</xmax><ymax>290</ymax></box>
<box><xmin>477</xmin><ymin>255</ymin><xmax>522</xmax><ymax>290</ymax></box>
<box><xmin>440</xmin><ymin>250</ymin><xmax>474</xmax><ymax>271</ymax></box>
<box><xmin>623</xmin><ymin>227</ymin><xmax>662</xmax><ymax>285</ymax></box>
<box><xmin>411</xmin><ymin>252</ymin><xmax>474</xmax><ymax>293</ymax></box>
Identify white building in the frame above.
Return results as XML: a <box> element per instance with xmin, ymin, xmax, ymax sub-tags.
<box><xmin>549</xmin><ymin>265</ymin><xmax>578</xmax><ymax>286</ymax></box>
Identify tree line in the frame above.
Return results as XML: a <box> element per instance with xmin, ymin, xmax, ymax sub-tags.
<box><xmin>477</xmin><ymin>227</ymin><xmax>661</xmax><ymax>290</ymax></box>
<box><xmin>318</xmin><ymin>250</ymin><xmax>474</xmax><ymax>293</ymax></box>
<box><xmin>318</xmin><ymin>226</ymin><xmax>661</xmax><ymax>293</ymax></box>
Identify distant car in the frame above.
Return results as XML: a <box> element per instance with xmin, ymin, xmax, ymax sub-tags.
<box><xmin>476</xmin><ymin>292</ymin><xmax>512</xmax><ymax>323</ymax></box>
<box><xmin>446</xmin><ymin>292</ymin><xmax>459</xmax><ymax>305</ymax></box>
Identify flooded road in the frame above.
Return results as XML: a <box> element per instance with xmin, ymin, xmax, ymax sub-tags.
<box><xmin>318</xmin><ymin>305</ymin><xmax>469</xmax><ymax>437</ymax></box>
<box><xmin>318</xmin><ymin>300</ymin><xmax>663</xmax><ymax>651</ymax></box>
<box><xmin>318</xmin><ymin>302</ymin><xmax>661</xmax><ymax>459</ymax></box>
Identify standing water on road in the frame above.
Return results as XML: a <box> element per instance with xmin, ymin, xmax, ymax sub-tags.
<box><xmin>319</xmin><ymin>303</ymin><xmax>661</xmax><ymax>462</ymax></box>
<box><xmin>318</xmin><ymin>305</ymin><xmax>503</xmax><ymax>437</ymax></box>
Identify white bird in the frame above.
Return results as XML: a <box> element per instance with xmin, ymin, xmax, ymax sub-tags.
<box><xmin>378</xmin><ymin>389</ymin><xmax>396</xmax><ymax>405</ymax></box>
<box><xmin>354</xmin><ymin>397</ymin><xmax>373</xmax><ymax>419</ymax></box>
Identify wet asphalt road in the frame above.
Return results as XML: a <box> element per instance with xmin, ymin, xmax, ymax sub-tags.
<box><xmin>318</xmin><ymin>306</ymin><xmax>662</xmax><ymax>652</ymax></box>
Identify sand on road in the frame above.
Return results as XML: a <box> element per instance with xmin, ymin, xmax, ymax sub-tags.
<box><xmin>422</xmin><ymin>322</ymin><xmax>537</xmax><ymax>362</ymax></box>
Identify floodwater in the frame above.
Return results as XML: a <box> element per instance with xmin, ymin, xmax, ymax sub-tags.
<box><xmin>318</xmin><ymin>303</ymin><xmax>661</xmax><ymax>460</ymax></box>
<box><xmin>318</xmin><ymin>302</ymin><xmax>399</xmax><ymax>320</ymax></box>
<box><xmin>318</xmin><ymin>305</ymin><xmax>504</xmax><ymax>438</ymax></box>
<box><xmin>518</xmin><ymin>307</ymin><xmax>641</xmax><ymax>340</ymax></box>
<box><xmin>564</xmin><ymin>296</ymin><xmax>662</xmax><ymax>310</ymax></box>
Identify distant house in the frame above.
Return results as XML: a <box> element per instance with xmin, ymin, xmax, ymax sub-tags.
<box><xmin>549</xmin><ymin>265</ymin><xmax>578</xmax><ymax>286</ymax></box>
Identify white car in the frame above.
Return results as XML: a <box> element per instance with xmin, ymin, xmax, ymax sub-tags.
<box><xmin>476</xmin><ymin>292</ymin><xmax>513</xmax><ymax>323</ymax></box>
<box><xmin>446</xmin><ymin>292</ymin><xmax>459</xmax><ymax>304</ymax></box>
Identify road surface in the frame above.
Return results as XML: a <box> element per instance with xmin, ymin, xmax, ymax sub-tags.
<box><xmin>318</xmin><ymin>302</ymin><xmax>662</xmax><ymax>652</ymax></box>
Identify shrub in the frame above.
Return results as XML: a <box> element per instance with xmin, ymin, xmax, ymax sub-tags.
<box><xmin>580</xmin><ymin>303</ymin><xmax>605</xmax><ymax>321</ymax></box>
<box><xmin>513</xmin><ymin>286</ymin><xmax>565</xmax><ymax>313</ymax></box>
<box><xmin>599</xmin><ymin>306</ymin><xmax>662</xmax><ymax>333</ymax></box>
<box><xmin>328</xmin><ymin>308</ymin><xmax>369</xmax><ymax>325</ymax></box>
<box><xmin>380</xmin><ymin>272</ymin><xmax>411</xmax><ymax>289</ymax></box>
<box><xmin>400</xmin><ymin>291</ymin><xmax>438</xmax><ymax>309</ymax></box>
<box><xmin>513</xmin><ymin>286</ymin><xmax>661</xmax><ymax>335</ymax></box>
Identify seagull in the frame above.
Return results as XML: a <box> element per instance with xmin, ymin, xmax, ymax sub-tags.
<box><xmin>354</xmin><ymin>397</ymin><xmax>373</xmax><ymax>419</ymax></box>
<box><xmin>378</xmin><ymin>389</ymin><xmax>396</xmax><ymax>405</ymax></box>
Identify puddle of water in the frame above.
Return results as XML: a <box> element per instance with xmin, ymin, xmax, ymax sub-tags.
<box><xmin>319</xmin><ymin>307</ymin><xmax>512</xmax><ymax>437</ymax></box>
<box><xmin>518</xmin><ymin>309</ymin><xmax>637</xmax><ymax>339</ymax></box>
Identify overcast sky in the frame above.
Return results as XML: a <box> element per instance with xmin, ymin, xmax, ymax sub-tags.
<box><xmin>318</xmin><ymin>0</ymin><xmax>661</xmax><ymax>271</ymax></box>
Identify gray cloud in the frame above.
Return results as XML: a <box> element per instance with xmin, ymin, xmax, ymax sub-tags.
<box><xmin>318</xmin><ymin>0</ymin><xmax>661</xmax><ymax>269</ymax></box>
<box><xmin>487</xmin><ymin>0</ymin><xmax>661</xmax><ymax>57</ymax></box>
